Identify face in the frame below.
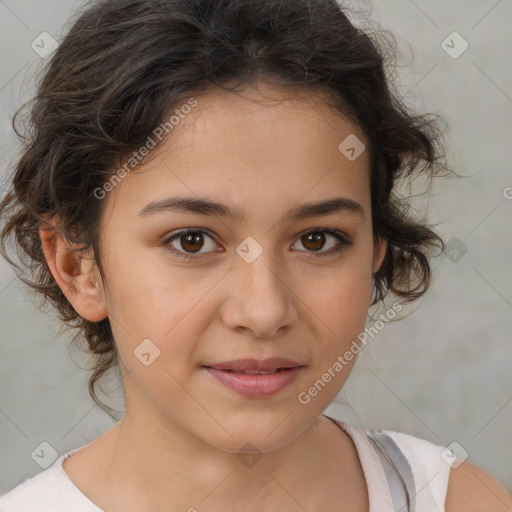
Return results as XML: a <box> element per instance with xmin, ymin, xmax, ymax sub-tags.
<box><xmin>89</xmin><ymin>82</ymin><xmax>386</xmax><ymax>452</ymax></box>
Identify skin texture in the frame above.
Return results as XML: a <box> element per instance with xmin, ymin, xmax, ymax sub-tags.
<box><xmin>445</xmin><ymin>462</ymin><xmax>512</xmax><ymax>512</ymax></box>
<box><xmin>38</xmin><ymin>82</ymin><xmax>511</xmax><ymax>511</ymax></box>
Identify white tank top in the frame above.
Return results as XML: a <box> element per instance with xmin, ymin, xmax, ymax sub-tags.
<box><xmin>0</xmin><ymin>417</ymin><xmax>452</xmax><ymax>511</ymax></box>
<box><xmin>329</xmin><ymin>417</ymin><xmax>452</xmax><ymax>511</ymax></box>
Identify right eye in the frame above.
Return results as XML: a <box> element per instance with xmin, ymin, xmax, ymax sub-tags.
<box><xmin>163</xmin><ymin>229</ymin><xmax>221</xmax><ymax>260</ymax></box>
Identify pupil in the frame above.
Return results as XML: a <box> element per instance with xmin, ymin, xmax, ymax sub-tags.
<box><xmin>182</xmin><ymin>232</ymin><xmax>203</xmax><ymax>253</ymax></box>
<box><xmin>304</xmin><ymin>232</ymin><xmax>325</xmax><ymax>251</ymax></box>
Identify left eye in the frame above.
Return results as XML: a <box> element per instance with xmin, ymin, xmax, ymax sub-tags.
<box><xmin>292</xmin><ymin>229</ymin><xmax>351</xmax><ymax>257</ymax></box>
<box><xmin>163</xmin><ymin>228</ymin><xmax>352</xmax><ymax>260</ymax></box>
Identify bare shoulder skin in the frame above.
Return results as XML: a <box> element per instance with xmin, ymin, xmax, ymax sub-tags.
<box><xmin>445</xmin><ymin>462</ymin><xmax>512</xmax><ymax>512</ymax></box>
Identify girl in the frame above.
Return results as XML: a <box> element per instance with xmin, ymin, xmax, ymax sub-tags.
<box><xmin>0</xmin><ymin>0</ymin><xmax>510</xmax><ymax>510</ymax></box>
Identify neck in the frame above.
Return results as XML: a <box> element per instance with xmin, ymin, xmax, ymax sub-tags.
<box><xmin>88</xmin><ymin>409</ymin><xmax>360</xmax><ymax>511</ymax></box>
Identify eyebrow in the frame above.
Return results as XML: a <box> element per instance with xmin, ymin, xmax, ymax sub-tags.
<box><xmin>137</xmin><ymin>195</ymin><xmax>364</xmax><ymax>221</ymax></box>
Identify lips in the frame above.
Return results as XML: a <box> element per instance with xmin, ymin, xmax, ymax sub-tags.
<box><xmin>202</xmin><ymin>358</ymin><xmax>304</xmax><ymax>397</ymax></box>
<box><xmin>203</xmin><ymin>357</ymin><xmax>303</xmax><ymax>372</ymax></box>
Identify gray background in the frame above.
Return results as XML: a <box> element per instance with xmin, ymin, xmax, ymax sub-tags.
<box><xmin>1</xmin><ymin>0</ymin><xmax>511</xmax><ymax>496</ymax></box>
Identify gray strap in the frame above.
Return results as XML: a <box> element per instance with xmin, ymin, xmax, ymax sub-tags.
<box><xmin>366</xmin><ymin>430</ymin><xmax>417</xmax><ymax>512</ymax></box>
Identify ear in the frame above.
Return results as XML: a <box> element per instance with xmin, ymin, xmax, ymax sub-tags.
<box><xmin>38</xmin><ymin>215</ymin><xmax>108</xmax><ymax>322</ymax></box>
<box><xmin>372</xmin><ymin>235</ymin><xmax>388</xmax><ymax>274</ymax></box>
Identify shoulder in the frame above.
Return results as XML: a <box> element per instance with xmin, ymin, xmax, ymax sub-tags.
<box><xmin>367</xmin><ymin>427</ymin><xmax>511</xmax><ymax>511</ymax></box>
<box><xmin>368</xmin><ymin>428</ymin><xmax>451</xmax><ymax>509</ymax></box>
<box><xmin>0</xmin><ymin>457</ymin><xmax>69</xmax><ymax>511</ymax></box>
<box><xmin>445</xmin><ymin>461</ymin><xmax>512</xmax><ymax>512</ymax></box>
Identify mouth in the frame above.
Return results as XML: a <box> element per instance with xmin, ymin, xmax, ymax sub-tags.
<box><xmin>203</xmin><ymin>357</ymin><xmax>303</xmax><ymax>372</ymax></box>
<box><xmin>202</xmin><ymin>358</ymin><xmax>305</xmax><ymax>397</ymax></box>
<box><xmin>207</xmin><ymin>368</ymin><xmax>291</xmax><ymax>375</ymax></box>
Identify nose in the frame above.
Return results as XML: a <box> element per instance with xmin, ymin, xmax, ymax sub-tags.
<box><xmin>220</xmin><ymin>252</ymin><xmax>299</xmax><ymax>339</ymax></box>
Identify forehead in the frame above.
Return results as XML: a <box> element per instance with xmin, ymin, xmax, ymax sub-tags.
<box><xmin>168</xmin><ymin>81</ymin><xmax>363</xmax><ymax>150</ymax></box>
<box><xmin>101</xmin><ymin>82</ymin><xmax>371</xmax><ymax>224</ymax></box>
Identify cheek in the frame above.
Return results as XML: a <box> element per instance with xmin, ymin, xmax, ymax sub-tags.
<box><xmin>102</xmin><ymin>250</ymin><xmax>216</xmax><ymax>372</ymax></box>
<box><xmin>100</xmin><ymin>240</ymin><xmax>184</xmax><ymax>326</ymax></box>
<box><xmin>304</xmin><ymin>277</ymin><xmax>371</xmax><ymax>354</ymax></box>
<box><xmin>304</xmin><ymin>257</ymin><xmax>372</xmax><ymax>330</ymax></box>
<box><xmin>294</xmin><ymin>263</ymin><xmax>372</xmax><ymax>407</ymax></box>
<box><xmin>296</xmin><ymin>251</ymin><xmax>373</xmax><ymax>381</ymax></box>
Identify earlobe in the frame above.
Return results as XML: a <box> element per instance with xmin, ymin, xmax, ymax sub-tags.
<box><xmin>38</xmin><ymin>219</ymin><xmax>108</xmax><ymax>322</ymax></box>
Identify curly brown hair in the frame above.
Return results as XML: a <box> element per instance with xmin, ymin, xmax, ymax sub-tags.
<box><xmin>0</xmin><ymin>0</ymin><xmax>452</xmax><ymax>417</ymax></box>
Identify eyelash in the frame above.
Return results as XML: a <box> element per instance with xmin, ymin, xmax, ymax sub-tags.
<box><xmin>163</xmin><ymin>228</ymin><xmax>352</xmax><ymax>261</ymax></box>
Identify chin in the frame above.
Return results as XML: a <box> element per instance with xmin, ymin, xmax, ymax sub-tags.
<box><xmin>196</xmin><ymin>410</ymin><xmax>317</xmax><ymax>454</ymax></box>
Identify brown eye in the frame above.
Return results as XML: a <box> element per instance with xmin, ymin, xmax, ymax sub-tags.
<box><xmin>180</xmin><ymin>232</ymin><xmax>205</xmax><ymax>253</ymax></box>
<box><xmin>301</xmin><ymin>231</ymin><xmax>327</xmax><ymax>251</ymax></box>
<box><xmin>292</xmin><ymin>229</ymin><xmax>352</xmax><ymax>257</ymax></box>
<box><xmin>164</xmin><ymin>229</ymin><xmax>219</xmax><ymax>260</ymax></box>
<box><xmin>164</xmin><ymin>227</ymin><xmax>352</xmax><ymax>262</ymax></box>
